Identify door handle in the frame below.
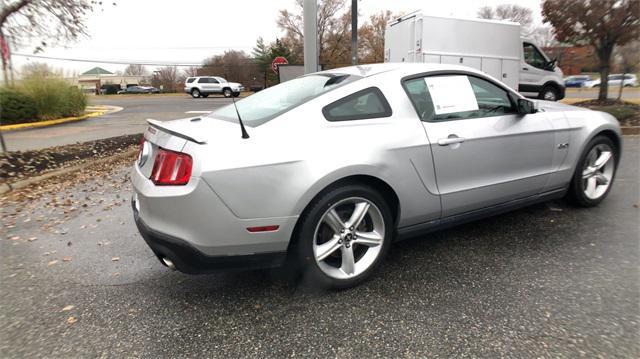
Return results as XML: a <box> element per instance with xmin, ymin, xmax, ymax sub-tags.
<box><xmin>438</xmin><ymin>136</ymin><xmax>466</xmax><ymax>146</ymax></box>
<box><xmin>522</xmin><ymin>67</ymin><xmax>529</xmax><ymax>71</ymax></box>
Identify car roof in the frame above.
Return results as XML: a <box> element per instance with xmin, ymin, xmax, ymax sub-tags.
<box><xmin>316</xmin><ymin>62</ymin><xmax>490</xmax><ymax>79</ymax></box>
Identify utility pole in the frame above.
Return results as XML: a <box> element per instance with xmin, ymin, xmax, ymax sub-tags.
<box><xmin>303</xmin><ymin>0</ymin><xmax>318</xmax><ymax>74</ymax></box>
<box><xmin>351</xmin><ymin>0</ymin><xmax>357</xmax><ymax>65</ymax></box>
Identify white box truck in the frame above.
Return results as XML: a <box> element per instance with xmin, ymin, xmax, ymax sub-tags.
<box><xmin>384</xmin><ymin>13</ymin><xmax>565</xmax><ymax>101</ymax></box>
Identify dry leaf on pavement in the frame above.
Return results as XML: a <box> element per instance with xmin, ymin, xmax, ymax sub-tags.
<box><xmin>61</xmin><ymin>305</ymin><xmax>75</xmax><ymax>311</ymax></box>
<box><xmin>111</xmin><ymin>257</ymin><xmax>120</xmax><ymax>261</ymax></box>
<box><xmin>67</xmin><ymin>316</ymin><xmax>78</xmax><ymax>324</ymax></box>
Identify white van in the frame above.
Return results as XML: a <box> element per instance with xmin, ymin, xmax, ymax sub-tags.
<box><xmin>384</xmin><ymin>13</ymin><xmax>565</xmax><ymax>101</ymax></box>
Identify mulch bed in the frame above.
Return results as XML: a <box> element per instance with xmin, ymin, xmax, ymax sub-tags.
<box><xmin>0</xmin><ymin>134</ymin><xmax>142</xmax><ymax>185</ymax></box>
<box><xmin>572</xmin><ymin>99</ymin><xmax>640</xmax><ymax>128</ymax></box>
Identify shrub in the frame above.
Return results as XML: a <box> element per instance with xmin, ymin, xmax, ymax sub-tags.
<box><xmin>0</xmin><ymin>88</ymin><xmax>39</xmax><ymax>125</ymax></box>
<box><xmin>20</xmin><ymin>75</ymin><xmax>87</xmax><ymax>120</ymax></box>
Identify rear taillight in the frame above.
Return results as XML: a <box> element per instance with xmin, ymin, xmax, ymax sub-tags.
<box><xmin>150</xmin><ymin>148</ymin><xmax>193</xmax><ymax>185</ymax></box>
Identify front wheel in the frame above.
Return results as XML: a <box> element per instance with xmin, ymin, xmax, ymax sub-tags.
<box><xmin>293</xmin><ymin>185</ymin><xmax>393</xmax><ymax>289</ymax></box>
<box><xmin>223</xmin><ymin>88</ymin><xmax>232</xmax><ymax>98</ymax></box>
<box><xmin>191</xmin><ymin>89</ymin><xmax>201</xmax><ymax>98</ymax></box>
<box><xmin>540</xmin><ymin>86</ymin><xmax>559</xmax><ymax>101</ymax></box>
<box><xmin>567</xmin><ymin>135</ymin><xmax>617</xmax><ymax>207</ymax></box>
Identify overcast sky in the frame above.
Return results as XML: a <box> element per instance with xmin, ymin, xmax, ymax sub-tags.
<box><xmin>10</xmin><ymin>0</ymin><xmax>543</xmax><ymax>75</ymax></box>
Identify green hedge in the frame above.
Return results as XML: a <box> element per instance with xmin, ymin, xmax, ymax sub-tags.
<box><xmin>0</xmin><ymin>88</ymin><xmax>39</xmax><ymax>125</ymax></box>
<box><xmin>0</xmin><ymin>76</ymin><xmax>87</xmax><ymax>125</ymax></box>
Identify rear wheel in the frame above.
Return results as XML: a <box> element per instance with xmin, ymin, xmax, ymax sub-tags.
<box><xmin>191</xmin><ymin>88</ymin><xmax>201</xmax><ymax>98</ymax></box>
<box><xmin>233</xmin><ymin>92</ymin><xmax>240</xmax><ymax>97</ymax></box>
<box><xmin>293</xmin><ymin>185</ymin><xmax>393</xmax><ymax>289</ymax></box>
<box><xmin>567</xmin><ymin>136</ymin><xmax>617</xmax><ymax>207</ymax></box>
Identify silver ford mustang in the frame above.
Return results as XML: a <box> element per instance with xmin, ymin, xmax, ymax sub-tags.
<box><xmin>131</xmin><ymin>63</ymin><xmax>621</xmax><ymax>289</ymax></box>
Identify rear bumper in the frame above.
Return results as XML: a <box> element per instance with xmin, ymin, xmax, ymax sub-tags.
<box><xmin>130</xmin><ymin>162</ymin><xmax>296</xmax><ymax>273</ymax></box>
<box><xmin>133</xmin><ymin>204</ymin><xmax>286</xmax><ymax>273</ymax></box>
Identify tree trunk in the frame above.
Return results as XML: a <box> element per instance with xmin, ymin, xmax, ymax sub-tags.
<box><xmin>596</xmin><ymin>43</ymin><xmax>614</xmax><ymax>102</ymax></box>
<box><xmin>617</xmin><ymin>72</ymin><xmax>625</xmax><ymax>101</ymax></box>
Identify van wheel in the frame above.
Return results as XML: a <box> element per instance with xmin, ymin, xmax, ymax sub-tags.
<box><xmin>191</xmin><ymin>89</ymin><xmax>201</xmax><ymax>98</ymax></box>
<box><xmin>292</xmin><ymin>184</ymin><xmax>393</xmax><ymax>289</ymax></box>
<box><xmin>223</xmin><ymin>88</ymin><xmax>232</xmax><ymax>98</ymax></box>
<box><xmin>540</xmin><ymin>86</ymin><xmax>559</xmax><ymax>101</ymax></box>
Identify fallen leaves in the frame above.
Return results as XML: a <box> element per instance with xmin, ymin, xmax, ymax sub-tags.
<box><xmin>62</xmin><ymin>256</ymin><xmax>72</xmax><ymax>262</ymax></box>
<box><xmin>66</xmin><ymin>316</ymin><xmax>78</xmax><ymax>325</ymax></box>
<box><xmin>47</xmin><ymin>260</ymin><xmax>59</xmax><ymax>266</ymax></box>
<box><xmin>111</xmin><ymin>257</ymin><xmax>120</xmax><ymax>262</ymax></box>
<box><xmin>61</xmin><ymin>305</ymin><xmax>75</xmax><ymax>312</ymax></box>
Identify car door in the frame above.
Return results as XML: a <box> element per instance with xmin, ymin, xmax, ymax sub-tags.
<box><xmin>520</xmin><ymin>42</ymin><xmax>550</xmax><ymax>96</ymax></box>
<box><xmin>404</xmin><ymin>73</ymin><xmax>556</xmax><ymax>217</ymax></box>
<box><xmin>210</xmin><ymin>77</ymin><xmax>222</xmax><ymax>93</ymax></box>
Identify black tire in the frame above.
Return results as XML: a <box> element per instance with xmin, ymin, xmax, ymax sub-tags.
<box><xmin>232</xmin><ymin>92</ymin><xmax>240</xmax><ymax>97</ymax></box>
<box><xmin>566</xmin><ymin>135</ymin><xmax>618</xmax><ymax>207</ymax></box>
<box><xmin>202</xmin><ymin>94</ymin><xmax>209</xmax><ymax>98</ymax></box>
<box><xmin>223</xmin><ymin>88</ymin><xmax>232</xmax><ymax>98</ymax></box>
<box><xmin>539</xmin><ymin>85</ymin><xmax>559</xmax><ymax>101</ymax></box>
<box><xmin>292</xmin><ymin>184</ymin><xmax>393</xmax><ymax>290</ymax></box>
<box><xmin>191</xmin><ymin>88</ymin><xmax>201</xmax><ymax>98</ymax></box>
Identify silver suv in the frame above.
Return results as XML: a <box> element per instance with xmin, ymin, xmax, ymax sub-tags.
<box><xmin>184</xmin><ymin>76</ymin><xmax>244</xmax><ymax>98</ymax></box>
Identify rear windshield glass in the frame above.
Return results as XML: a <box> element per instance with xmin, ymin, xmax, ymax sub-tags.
<box><xmin>207</xmin><ymin>73</ymin><xmax>361</xmax><ymax>127</ymax></box>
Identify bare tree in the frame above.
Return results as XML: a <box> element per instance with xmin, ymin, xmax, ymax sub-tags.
<box><xmin>615</xmin><ymin>41</ymin><xmax>640</xmax><ymax>100</ymax></box>
<box><xmin>277</xmin><ymin>0</ymin><xmax>347</xmax><ymax>64</ymax></box>
<box><xmin>530</xmin><ymin>25</ymin><xmax>557</xmax><ymax>48</ymax></box>
<box><xmin>477</xmin><ymin>4</ymin><xmax>534</xmax><ymax>35</ymax></box>
<box><xmin>0</xmin><ymin>0</ymin><xmax>110</xmax><ymax>84</ymax></box>
<box><xmin>154</xmin><ymin>66</ymin><xmax>178</xmax><ymax>92</ymax></box>
<box><xmin>123</xmin><ymin>64</ymin><xmax>147</xmax><ymax>76</ymax></box>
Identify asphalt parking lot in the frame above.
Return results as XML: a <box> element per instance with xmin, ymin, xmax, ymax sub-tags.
<box><xmin>2</xmin><ymin>95</ymin><xmax>233</xmax><ymax>152</ymax></box>
<box><xmin>1</xmin><ymin>137</ymin><xmax>638</xmax><ymax>357</ymax></box>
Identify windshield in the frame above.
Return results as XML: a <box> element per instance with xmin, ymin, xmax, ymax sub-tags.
<box><xmin>207</xmin><ymin>73</ymin><xmax>360</xmax><ymax>127</ymax></box>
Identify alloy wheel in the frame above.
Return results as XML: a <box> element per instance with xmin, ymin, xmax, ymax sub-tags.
<box><xmin>312</xmin><ymin>197</ymin><xmax>385</xmax><ymax>280</ymax></box>
<box><xmin>581</xmin><ymin>144</ymin><xmax>615</xmax><ymax>200</ymax></box>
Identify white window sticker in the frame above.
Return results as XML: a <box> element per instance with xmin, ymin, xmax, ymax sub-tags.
<box><xmin>424</xmin><ymin>76</ymin><xmax>478</xmax><ymax>115</ymax></box>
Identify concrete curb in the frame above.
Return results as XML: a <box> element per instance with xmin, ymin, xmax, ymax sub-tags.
<box><xmin>0</xmin><ymin>105</ymin><xmax>121</xmax><ymax>131</ymax></box>
<box><xmin>0</xmin><ymin>148</ymin><xmax>137</xmax><ymax>195</ymax></box>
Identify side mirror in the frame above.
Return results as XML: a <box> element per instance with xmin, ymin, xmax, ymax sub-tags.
<box><xmin>545</xmin><ymin>59</ymin><xmax>557</xmax><ymax>71</ymax></box>
<box><xmin>518</xmin><ymin>99</ymin><xmax>537</xmax><ymax>115</ymax></box>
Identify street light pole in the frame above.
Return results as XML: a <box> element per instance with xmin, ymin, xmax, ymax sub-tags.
<box><xmin>303</xmin><ymin>0</ymin><xmax>318</xmax><ymax>74</ymax></box>
<box><xmin>351</xmin><ymin>0</ymin><xmax>357</xmax><ymax>65</ymax></box>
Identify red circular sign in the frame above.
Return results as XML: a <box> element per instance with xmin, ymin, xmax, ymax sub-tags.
<box><xmin>271</xmin><ymin>56</ymin><xmax>289</xmax><ymax>74</ymax></box>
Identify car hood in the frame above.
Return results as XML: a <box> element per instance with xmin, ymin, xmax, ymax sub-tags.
<box><xmin>228</xmin><ymin>82</ymin><xmax>243</xmax><ymax>87</ymax></box>
<box><xmin>533</xmin><ymin>100</ymin><xmax>589</xmax><ymax>113</ymax></box>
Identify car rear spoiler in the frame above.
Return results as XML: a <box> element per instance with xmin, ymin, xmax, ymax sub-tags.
<box><xmin>146</xmin><ymin>119</ymin><xmax>207</xmax><ymax>144</ymax></box>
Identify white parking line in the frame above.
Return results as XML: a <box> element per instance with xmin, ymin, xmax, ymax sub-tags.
<box><xmin>185</xmin><ymin>110</ymin><xmax>212</xmax><ymax>114</ymax></box>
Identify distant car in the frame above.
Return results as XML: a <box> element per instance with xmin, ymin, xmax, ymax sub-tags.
<box><xmin>583</xmin><ymin>74</ymin><xmax>638</xmax><ymax>88</ymax></box>
<box><xmin>118</xmin><ymin>86</ymin><xmax>160</xmax><ymax>94</ymax></box>
<box><xmin>184</xmin><ymin>76</ymin><xmax>244</xmax><ymax>98</ymax></box>
<box><xmin>564</xmin><ymin>75</ymin><xmax>593</xmax><ymax>88</ymax></box>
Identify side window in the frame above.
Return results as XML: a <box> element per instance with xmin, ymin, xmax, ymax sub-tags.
<box><xmin>186</xmin><ymin>78</ymin><xmax>196</xmax><ymax>83</ymax></box>
<box><xmin>523</xmin><ymin>43</ymin><xmax>547</xmax><ymax>69</ymax></box>
<box><xmin>197</xmin><ymin>78</ymin><xmax>208</xmax><ymax>83</ymax></box>
<box><xmin>210</xmin><ymin>78</ymin><xmax>220</xmax><ymax>84</ymax></box>
<box><xmin>403</xmin><ymin>74</ymin><xmax>516</xmax><ymax>122</ymax></box>
<box><xmin>323</xmin><ymin>87</ymin><xmax>392</xmax><ymax>122</ymax></box>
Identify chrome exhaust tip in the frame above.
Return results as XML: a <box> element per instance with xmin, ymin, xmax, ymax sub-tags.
<box><xmin>161</xmin><ymin>257</ymin><xmax>176</xmax><ymax>270</ymax></box>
